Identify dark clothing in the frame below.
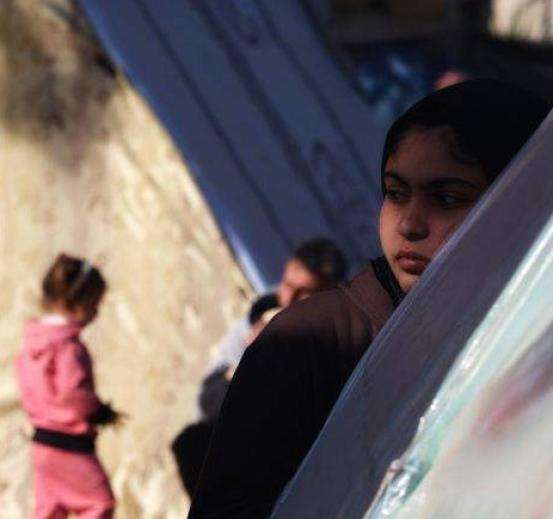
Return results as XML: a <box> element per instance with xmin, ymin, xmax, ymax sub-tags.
<box><xmin>189</xmin><ymin>264</ymin><xmax>396</xmax><ymax>518</ymax></box>
<box><xmin>174</xmin><ymin>291</ymin><xmax>280</xmax><ymax>498</ymax></box>
<box><xmin>172</xmin><ymin>421</ymin><xmax>216</xmax><ymax>497</ymax></box>
<box><xmin>174</xmin><ymin>294</ymin><xmax>281</xmax><ymax>497</ymax></box>
<box><xmin>248</xmin><ymin>293</ymin><xmax>279</xmax><ymax>326</ymax></box>
<box><xmin>198</xmin><ymin>367</ymin><xmax>232</xmax><ymax>421</ymax></box>
<box><xmin>371</xmin><ymin>256</ymin><xmax>404</xmax><ymax>307</ymax></box>
<box><xmin>172</xmin><ymin>370</ymin><xmax>228</xmax><ymax>500</ymax></box>
<box><xmin>199</xmin><ymin>294</ymin><xmax>280</xmax><ymax>421</ymax></box>
<box><xmin>33</xmin><ymin>428</ymin><xmax>96</xmax><ymax>454</ymax></box>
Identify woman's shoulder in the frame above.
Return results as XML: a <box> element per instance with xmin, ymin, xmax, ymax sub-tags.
<box><xmin>280</xmin><ymin>264</ymin><xmax>392</xmax><ymax>326</ymax></box>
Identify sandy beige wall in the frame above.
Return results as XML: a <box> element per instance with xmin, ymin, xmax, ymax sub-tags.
<box><xmin>491</xmin><ymin>0</ymin><xmax>553</xmax><ymax>42</ymax></box>
<box><xmin>0</xmin><ymin>1</ymin><xmax>252</xmax><ymax>517</ymax></box>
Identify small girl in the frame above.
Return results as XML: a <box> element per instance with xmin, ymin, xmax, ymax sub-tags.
<box><xmin>16</xmin><ymin>254</ymin><xmax>120</xmax><ymax>519</ymax></box>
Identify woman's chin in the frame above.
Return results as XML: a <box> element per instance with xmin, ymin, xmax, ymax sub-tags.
<box><xmin>386</xmin><ymin>256</ymin><xmax>424</xmax><ymax>293</ymax></box>
<box><xmin>396</xmin><ymin>271</ymin><xmax>420</xmax><ymax>293</ymax></box>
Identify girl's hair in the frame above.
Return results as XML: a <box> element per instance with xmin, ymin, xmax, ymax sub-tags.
<box><xmin>381</xmin><ymin>79</ymin><xmax>551</xmax><ymax>188</ymax></box>
<box><xmin>42</xmin><ymin>253</ymin><xmax>107</xmax><ymax>310</ymax></box>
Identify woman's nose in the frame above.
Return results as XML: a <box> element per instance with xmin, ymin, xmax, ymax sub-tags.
<box><xmin>397</xmin><ymin>200</ymin><xmax>429</xmax><ymax>241</ymax></box>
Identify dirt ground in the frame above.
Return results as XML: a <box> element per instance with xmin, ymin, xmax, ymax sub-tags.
<box><xmin>0</xmin><ymin>1</ymin><xmax>252</xmax><ymax>516</ymax></box>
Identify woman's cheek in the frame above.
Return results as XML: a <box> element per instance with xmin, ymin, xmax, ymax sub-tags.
<box><xmin>430</xmin><ymin>213</ymin><xmax>470</xmax><ymax>256</ymax></box>
<box><xmin>379</xmin><ymin>203</ymin><xmax>396</xmax><ymax>256</ymax></box>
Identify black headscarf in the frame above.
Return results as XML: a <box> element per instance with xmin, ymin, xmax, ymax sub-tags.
<box><xmin>381</xmin><ymin>79</ymin><xmax>550</xmax><ymax>190</ymax></box>
<box><xmin>371</xmin><ymin>256</ymin><xmax>405</xmax><ymax>307</ymax></box>
<box><xmin>376</xmin><ymin>79</ymin><xmax>551</xmax><ymax>305</ymax></box>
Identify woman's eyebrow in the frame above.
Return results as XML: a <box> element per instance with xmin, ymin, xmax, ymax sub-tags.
<box><xmin>426</xmin><ymin>177</ymin><xmax>482</xmax><ymax>190</ymax></box>
<box><xmin>383</xmin><ymin>171</ymin><xmax>409</xmax><ymax>186</ymax></box>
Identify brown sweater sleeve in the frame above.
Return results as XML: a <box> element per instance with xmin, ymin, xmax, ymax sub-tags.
<box><xmin>189</xmin><ymin>290</ymin><xmax>373</xmax><ymax>519</ymax></box>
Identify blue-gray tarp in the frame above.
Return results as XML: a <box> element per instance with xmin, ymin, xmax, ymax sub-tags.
<box><xmin>78</xmin><ymin>0</ymin><xmax>386</xmax><ymax>291</ymax></box>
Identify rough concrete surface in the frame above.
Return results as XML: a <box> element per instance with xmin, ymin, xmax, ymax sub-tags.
<box><xmin>0</xmin><ymin>1</ymin><xmax>253</xmax><ymax>516</ymax></box>
<box><xmin>491</xmin><ymin>0</ymin><xmax>553</xmax><ymax>42</ymax></box>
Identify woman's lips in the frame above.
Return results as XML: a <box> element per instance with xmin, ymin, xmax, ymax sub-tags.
<box><xmin>396</xmin><ymin>251</ymin><xmax>430</xmax><ymax>275</ymax></box>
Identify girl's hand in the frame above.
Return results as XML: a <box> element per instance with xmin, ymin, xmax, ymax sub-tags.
<box><xmin>90</xmin><ymin>402</ymin><xmax>127</xmax><ymax>426</ymax></box>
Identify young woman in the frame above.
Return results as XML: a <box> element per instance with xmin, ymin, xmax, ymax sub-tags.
<box><xmin>188</xmin><ymin>79</ymin><xmax>550</xmax><ymax>519</ymax></box>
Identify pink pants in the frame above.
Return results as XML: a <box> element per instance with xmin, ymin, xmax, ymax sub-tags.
<box><xmin>31</xmin><ymin>444</ymin><xmax>115</xmax><ymax>519</ymax></box>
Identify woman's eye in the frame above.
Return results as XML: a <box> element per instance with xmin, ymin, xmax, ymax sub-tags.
<box><xmin>385</xmin><ymin>188</ymin><xmax>408</xmax><ymax>203</ymax></box>
<box><xmin>434</xmin><ymin>192</ymin><xmax>467</xmax><ymax>207</ymax></box>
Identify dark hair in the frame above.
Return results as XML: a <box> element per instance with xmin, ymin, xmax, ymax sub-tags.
<box><xmin>292</xmin><ymin>237</ymin><xmax>348</xmax><ymax>285</ymax></box>
<box><xmin>42</xmin><ymin>253</ymin><xmax>107</xmax><ymax>310</ymax></box>
<box><xmin>249</xmin><ymin>293</ymin><xmax>279</xmax><ymax>325</ymax></box>
<box><xmin>172</xmin><ymin>420</ymin><xmax>215</xmax><ymax>497</ymax></box>
<box><xmin>382</xmin><ymin>79</ymin><xmax>550</xmax><ymax>188</ymax></box>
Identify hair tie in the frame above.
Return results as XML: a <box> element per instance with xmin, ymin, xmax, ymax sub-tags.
<box><xmin>70</xmin><ymin>260</ymin><xmax>93</xmax><ymax>296</ymax></box>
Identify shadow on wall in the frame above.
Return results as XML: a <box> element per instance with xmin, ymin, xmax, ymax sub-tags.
<box><xmin>0</xmin><ymin>0</ymin><xmax>116</xmax><ymax>167</ymax></box>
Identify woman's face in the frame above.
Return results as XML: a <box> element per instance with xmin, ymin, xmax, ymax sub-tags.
<box><xmin>380</xmin><ymin>127</ymin><xmax>489</xmax><ymax>292</ymax></box>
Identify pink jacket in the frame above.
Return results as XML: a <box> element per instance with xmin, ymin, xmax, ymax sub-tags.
<box><xmin>16</xmin><ymin>316</ymin><xmax>102</xmax><ymax>435</ymax></box>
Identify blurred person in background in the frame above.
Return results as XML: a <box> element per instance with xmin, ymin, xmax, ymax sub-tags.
<box><xmin>201</xmin><ymin>237</ymin><xmax>349</xmax><ymax>420</ymax></box>
<box><xmin>172</xmin><ymin>238</ymin><xmax>348</xmax><ymax>498</ymax></box>
<box><xmin>16</xmin><ymin>254</ymin><xmax>122</xmax><ymax>519</ymax></box>
<box><xmin>207</xmin><ymin>238</ymin><xmax>349</xmax><ymax>379</ymax></box>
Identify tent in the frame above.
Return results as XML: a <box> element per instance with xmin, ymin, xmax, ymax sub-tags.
<box><xmin>78</xmin><ymin>0</ymin><xmax>387</xmax><ymax>291</ymax></box>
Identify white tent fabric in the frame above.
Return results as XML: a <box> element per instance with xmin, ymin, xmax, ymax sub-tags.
<box><xmin>366</xmin><ymin>216</ymin><xmax>553</xmax><ymax>518</ymax></box>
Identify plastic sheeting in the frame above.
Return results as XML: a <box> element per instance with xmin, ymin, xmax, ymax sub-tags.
<box><xmin>270</xmin><ymin>111</ymin><xmax>553</xmax><ymax>517</ymax></box>
<box><xmin>77</xmin><ymin>0</ymin><xmax>386</xmax><ymax>291</ymax></box>
<box><xmin>367</xmin><ymin>214</ymin><xmax>553</xmax><ymax>518</ymax></box>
